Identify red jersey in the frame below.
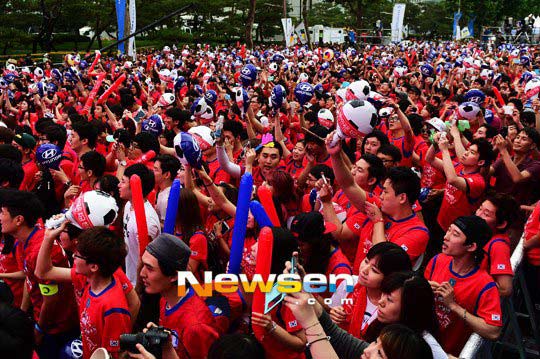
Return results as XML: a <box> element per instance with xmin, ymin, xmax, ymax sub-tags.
<box><xmin>437</xmin><ymin>165</ymin><xmax>486</xmax><ymax>231</ymax></box>
<box><xmin>189</xmin><ymin>231</ymin><xmax>208</xmax><ymax>280</ymax></box>
<box><xmin>261</xmin><ymin>303</ymin><xmax>305</xmax><ymax>359</ymax></box>
<box><xmin>0</xmin><ymin>239</ymin><xmax>24</xmax><ymax>307</ymax></box>
<box><xmin>349</xmin><ymin>195</ymin><xmax>428</xmax><ymax>273</ymax></box>
<box><xmin>481</xmin><ymin>234</ymin><xmax>513</xmax><ymax>276</ymax></box>
<box><xmin>19</xmin><ymin>159</ymin><xmax>39</xmax><ymax>191</ymax></box>
<box><xmin>389</xmin><ymin>135</ymin><xmax>414</xmax><ymax>167</ymax></box>
<box><xmin>425</xmin><ymin>254</ymin><xmax>502</xmax><ymax>355</ymax></box>
<box><xmin>285</xmin><ymin>155</ymin><xmax>304</xmax><ymax>180</ymax></box>
<box><xmin>524</xmin><ymin>202</ymin><xmax>540</xmax><ymax>266</ymax></box>
<box><xmin>207</xmin><ymin>158</ymin><xmax>231</xmax><ymax>184</ymax></box>
<box><xmin>159</xmin><ymin>290</ymin><xmax>219</xmax><ymax>359</ymax></box>
<box><xmin>15</xmin><ymin>227</ymin><xmax>79</xmax><ymax>333</ymax></box>
<box><xmin>71</xmin><ymin>268</ymin><xmax>132</xmax><ymax>359</ymax></box>
<box><xmin>322</xmin><ymin>247</ymin><xmax>353</xmax><ymax>299</ymax></box>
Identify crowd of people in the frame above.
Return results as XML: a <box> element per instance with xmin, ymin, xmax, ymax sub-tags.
<box><xmin>0</xmin><ymin>39</ymin><xmax>539</xmax><ymax>359</ymax></box>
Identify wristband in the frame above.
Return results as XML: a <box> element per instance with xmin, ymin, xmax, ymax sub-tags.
<box><xmin>306</xmin><ymin>336</ymin><xmax>330</xmax><ymax>348</ymax></box>
<box><xmin>463</xmin><ymin>309</ymin><xmax>467</xmax><ymax>321</ymax></box>
<box><xmin>372</xmin><ymin>217</ymin><xmax>384</xmax><ymax>224</ymax></box>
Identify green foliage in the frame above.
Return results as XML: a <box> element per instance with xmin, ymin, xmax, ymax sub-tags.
<box><xmin>307</xmin><ymin>3</ymin><xmax>354</xmax><ymax>28</ymax></box>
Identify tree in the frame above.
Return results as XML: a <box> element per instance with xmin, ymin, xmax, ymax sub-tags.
<box><xmin>245</xmin><ymin>0</ymin><xmax>256</xmax><ymax>48</ymax></box>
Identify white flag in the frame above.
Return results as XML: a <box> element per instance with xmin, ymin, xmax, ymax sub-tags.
<box><xmin>295</xmin><ymin>22</ymin><xmax>307</xmax><ymax>44</ymax></box>
<box><xmin>127</xmin><ymin>0</ymin><xmax>136</xmax><ymax>59</ymax></box>
<box><xmin>281</xmin><ymin>18</ymin><xmax>295</xmax><ymax>47</ymax></box>
<box><xmin>391</xmin><ymin>4</ymin><xmax>406</xmax><ymax>42</ymax></box>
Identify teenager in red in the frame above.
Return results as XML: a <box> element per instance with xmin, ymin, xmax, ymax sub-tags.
<box><xmin>425</xmin><ymin>216</ymin><xmax>502</xmax><ymax>356</ymax></box>
<box><xmin>290</xmin><ymin>212</ymin><xmax>351</xmax><ymax>299</ymax></box>
<box><xmin>36</xmin><ymin>226</ymin><xmax>132</xmax><ymax>359</ymax></box>
<box><xmin>140</xmin><ymin>233</ymin><xmax>219</xmax><ymax>359</ymax></box>
<box><xmin>0</xmin><ymin>191</ymin><xmax>79</xmax><ymax>358</ymax></box>
<box><xmin>475</xmin><ymin>193</ymin><xmax>519</xmax><ymax>297</ymax></box>
<box><xmin>326</xmin><ymin>137</ymin><xmax>428</xmax><ymax>272</ymax></box>
<box><xmin>426</xmin><ymin>131</ymin><xmax>493</xmax><ymax>232</ymax></box>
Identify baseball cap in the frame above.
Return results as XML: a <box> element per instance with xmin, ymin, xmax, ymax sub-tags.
<box><xmin>13</xmin><ymin>133</ymin><xmax>36</xmax><ymax>149</ymax></box>
<box><xmin>146</xmin><ymin>233</ymin><xmax>191</xmax><ymax>273</ymax></box>
<box><xmin>453</xmin><ymin>215</ymin><xmax>492</xmax><ymax>247</ymax></box>
<box><xmin>426</xmin><ymin>117</ymin><xmax>446</xmax><ymax>133</ymax></box>
<box><xmin>290</xmin><ymin>212</ymin><xmax>337</xmax><ymax>240</ymax></box>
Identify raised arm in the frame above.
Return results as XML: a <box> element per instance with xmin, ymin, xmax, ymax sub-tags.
<box><xmin>438</xmin><ymin>135</ymin><xmax>467</xmax><ymax>191</ymax></box>
<box><xmin>326</xmin><ymin>134</ymin><xmax>367</xmax><ymax>209</ymax></box>
<box><xmin>35</xmin><ymin>222</ymin><xmax>71</xmax><ymax>282</ymax></box>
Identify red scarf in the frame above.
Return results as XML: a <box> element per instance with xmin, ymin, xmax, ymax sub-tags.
<box><xmin>343</xmin><ymin>283</ymin><xmax>370</xmax><ymax>338</ymax></box>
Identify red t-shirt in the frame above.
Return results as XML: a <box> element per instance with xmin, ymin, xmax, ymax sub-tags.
<box><xmin>159</xmin><ymin>290</ymin><xmax>219</xmax><ymax>359</ymax></box>
<box><xmin>15</xmin><ymin>227</ymin><xmax>79</xmax><ymax>334</ymax></box>
<box><xmin>425</xmin><ymin>254</ymin><xmax>502</xmax><ymax>355</ymax></box>
<box><xmin>285</xmin><ymin>154</ymin><xmax>304</xmax><ymax>180</ymax></box>
<box><xmin>437</xmin><ymin>165</ymin><xmax>486</xmax><ymax>231</ymax></box>
<box><xmin>71</xmin><ymin>268</ymin><xmax>132</xmax><ymax>359</ymax></box>
<box><xmin>302</xmin><ymin>153</ymin><xmax>332</xmax><ymax>168</ymax></box>
<box><xmin>19</xmin><ymin>159</ymin><xmax>39</xmax><ymax>191</ymax></box>
<box><xmin>189</xmin><ymin>231</ymin><xmax>209</xmax><ymax>281</ymax></box>
<box><xmin>389</xmin><ymin>135</ymin><xmax>414</xmax><ymax>167</ymax></box>
<box><xmin>0</xmin><ymin>240</ymin><xmax>24</xmax><ymax>307</ymax></box>
<box><xmin>261</xmin><ymin>303</ymin><xmax>306</xmax><ymax>359</ymax></box>
<box><xmin>322</xmin><ymin>247</ymin><xmax>353</xmax><ymax>299</ymax></box>
<box><xmin>524</xmin><ymin>202</ymin><xmax>540</xmax><ymax>266</ymax></box>
<box><xmin>481</xmin><ymin>234</ymin><xmax>513</xmax><ymax>276</ymax></box>
<box><xmin>349</xmin><ymin>195</ymin><xmax>429</xmax><ymax>273</ymax></box>
<box><xmin>207</xmin><ymin>158</ymin><xmax>231</xmax><ymax>184</ymax></box>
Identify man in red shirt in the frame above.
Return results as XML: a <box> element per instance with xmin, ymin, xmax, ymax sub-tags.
<box><xmin>36</xmin><ymin>226</ymin><xmax>132</xmax><ymax>359</ymax></box>
<box><xmin>475</xmin><ymin>193</ymin><xmax>519</xmax><ymax>297</ymax></box>
<box><xmin>426</xmin><ymin>132</ymin><xmax>493</xmax><ymax>232</ymax></box>
<box><xmin>12</xmin><ymin>133</ymin><xmax>38</xmax><ymax>191</ymax></box>
<box><xmin>140</xmin><ymin>233</ymin><xmax>219</xmax><ymax>359</ymax></box>
<box><xmin>0</xmin><ymin>190</ymin><xmax>79</xmax><ymax>358</ymax></box>
<box><xmin>326</xmin><ymin>138</ymin><xmax>428</xmax><ymax>272</ymax></box>
<box><xmin>425</xmin><ymin>215</ymin><xmax>502</xmax><ymax>356</ymax></box>
<box><xmin>382</xmin><ymin>101</ymin><xmax>416</xmax><ymax>167</ymax></box>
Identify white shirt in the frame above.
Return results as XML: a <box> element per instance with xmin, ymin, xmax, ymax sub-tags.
<box><xmin>123</xmin><ymin>200</ymin><xmax>161</xmax><ymax>285</ymax></box>
<box><xmin>423</xmin><ymin>331</ymin><xmax>448</xmax><ymax>359</ymax></box>
<box><xmin>155</xmin><ymin>186</ymin><xmax>171</xmax><ymax>223</ymax></box>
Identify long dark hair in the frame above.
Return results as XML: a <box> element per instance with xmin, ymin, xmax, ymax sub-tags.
<box><xmin>176</xmin><ymin>188</ymin><xmax>205</xmax><ymax>242</ymax></box>
<box><xmin>298</xmin><ymin>233</ymin><xmax>332</xmax><ymax>275</ymax></box>
<box><xmin>379</xmin><ymin>324</ymin><xmax>433</xmax><ymax>359</ymax></box>
<box><xmin>381</xmin><ymin>271</ymin><xmax>439</xmax><ymax>336</ymax></box>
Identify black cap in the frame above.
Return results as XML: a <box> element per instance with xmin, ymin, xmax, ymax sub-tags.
<box><xmin>453</xmin><ymin>216</ymin><xmax>492</xmax><ymax>248</ymax></box>
<box><xmin>146</xmin><ymin>233</ymin><xmax>191</xmax><ymax>274</ymax></box>
<box><xmin>290</xmin><ymin>212</ymin><xmax>337</xmax><ymax>240</ymax></box>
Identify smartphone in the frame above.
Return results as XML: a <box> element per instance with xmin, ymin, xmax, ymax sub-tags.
<box><xmin>290</xmin><ymin>254</ymin><xmax>298</xmax><ymax>275</ymax></box>
<box><xmin>224</xmin><ymin>94</ymin><xmax>231</xmax><ymax>101</ymax></box>
<box><xmin>503</xmin><ymin>105</ymin><xmax>513</xmax><ymax>115</ymax></box>
<box><xmin>512</xmin><ymin>58</ymin><xmax>521</xmax><ymax>65</ymax></box>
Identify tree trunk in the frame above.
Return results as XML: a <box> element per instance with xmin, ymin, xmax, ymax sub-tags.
<box><xmin>355</xmin><ymin>0</ymin><xmax>363</xmax><ymax>30</ymax></box>
<box><xmin>245</xmin><ymin>0</ymin><xmax>256</xmax><ymax>49</ymax></box>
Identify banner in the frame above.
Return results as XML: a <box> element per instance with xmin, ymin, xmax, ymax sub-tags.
<box><xmin>461</xmin><ymin>27</ymin><xmax>471</xmax><ymax>39</ymax></box>
<box><xmin>115</xmin><ymin>0</ymin><xmax>126</xmax><ymax>53</ymax></box>
<box><xmin>281</xmin><ymin>18</ymin><xmax>295</xmax><ymax>47</ymax></box>
<box><xmin>295</xmin><ymin>22</ymin><xmax>307</xmax><ymax>44</ymax></box>
<box><xmin>468</xmin><ymin>15</ymin><xmax>476</xmax><ymax>38</ymax></box>
<box><xmin>391</xmin><ymin>4</ymin><xmax>406</xmax><ymax>42</ymax></box>
<box><xmin>128</xmin><ymin>0</ymin><xmax>136</xmax><ymax>59</ymax></box>
<box><xmin>348</xmin><ymin>30</ymin><xmax>356</xmax><ymax>44</ymax></box>
<box><xmin>453</xmin><ymin>11</ymin><xmax>462</xmax><ymax>40</ymax></box>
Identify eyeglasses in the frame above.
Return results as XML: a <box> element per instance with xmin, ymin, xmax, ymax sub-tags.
<box><xmin>78</xmin><ymin>165</ymin><xmax>86</xmax><ymax>170</ymax></box>
<box><xmin>380</xmin><ymin>159</ymin><xmax>395</xmax><ymax>164</ymax></box>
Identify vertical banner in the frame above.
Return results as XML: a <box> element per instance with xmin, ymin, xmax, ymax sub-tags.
<box><xmin>453</xmin><ymin>11</ymin><xmax>462</xmax><ymax>40</ymax></box>
<box><xmin>391</xmin><ymin>4</ymin><xmax>406</xmax><ymax>42</ymax></box>
<box><xmin>468</xmin><ymin>15</ymin><xmax>476</xmax><ymax>38</ymax></box>
<box><xmin>115</xmin><ymin>0</ymin><xmax>126</xmax><ymax>53</ymax></box>
<box><xmin>295</xmin><ymin>22</ymin><xmax>307</xmax><ymax>44</ymax></box>
<box><xmin>128</xmin><ymin>0</ymin><xmax>136</xmax><ymax>59</ymax></box>
<box><xmin>281</xmin><ymin>18</ymin><xmax>295</xmax><ymax>47</ymax></box>
<box><xmin>348</xmin><ymin>29</ymin><xmax>356</xmax><ymax>44</ymax></box>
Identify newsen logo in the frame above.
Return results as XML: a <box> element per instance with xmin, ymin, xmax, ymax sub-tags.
<box><xmin>177</xmin><ymin>271</ymin><xmax>355</xmax><ymax>297</ymax></box>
